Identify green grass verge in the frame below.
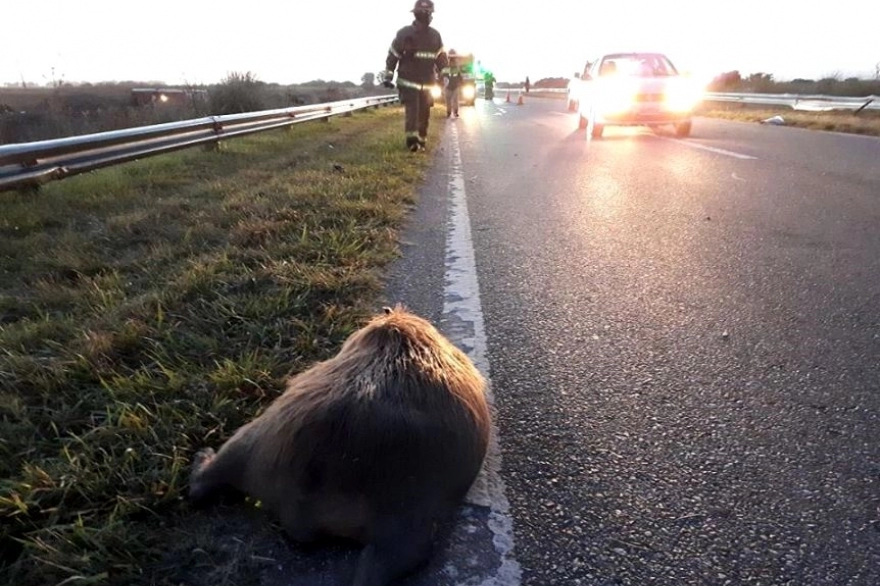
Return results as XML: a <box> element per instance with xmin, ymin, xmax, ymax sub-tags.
<box><xmin>0</xmin><ymin>105</ymin><xmax>443</xmax><ymax>585</ymax></box>
<box><xmin>696</xmin><ymin>103</ymin><xmax>880</xmax><ymax>136</ymax></box>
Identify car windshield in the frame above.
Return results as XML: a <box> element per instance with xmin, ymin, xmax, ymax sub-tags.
<box><xmin>597</xmin><ymin>54</ymin><xmax>678</xmax><ymax>77</ymax></box>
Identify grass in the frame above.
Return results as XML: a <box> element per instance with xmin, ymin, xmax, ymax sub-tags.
<box><xmin>0</xmin><ymin>105</ymin><xmax>441</xmax><ymax>585</ymax></box>
<box><xmin>695</xmin><ymin>103</ymin><xmax>880</xmax><ymax>136</ymax></box>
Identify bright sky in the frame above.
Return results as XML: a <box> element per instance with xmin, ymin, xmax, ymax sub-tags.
<box><xmin>2</xmin><ymin>1</ymin><xmax>878</xmax><ymax>87</ymax></box>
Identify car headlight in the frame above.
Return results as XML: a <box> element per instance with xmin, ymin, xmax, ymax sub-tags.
<box><xmin>597</xmin><ymin>82</ymin><xmax>638</xmax><ymax>114</ymax></box>
<box><xmin>665</xmin><ymin>82</ymin><xmax>703</xmax><ymax>112</ymax></box>
<box><xmin>461</xmin><ymin>85</ymin><xmax>475</xmax><ymax>100</ymax></box>
<box><xmin>430</xmin><ymin>85</ymin><xmax>442</xmax><ymax>99</ymax></box>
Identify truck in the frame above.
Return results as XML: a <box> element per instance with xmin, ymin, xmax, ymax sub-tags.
<box><xmin>451</xmin><ymin>52</ymin><xmax>478</xmax><ymax>106</ymax></box>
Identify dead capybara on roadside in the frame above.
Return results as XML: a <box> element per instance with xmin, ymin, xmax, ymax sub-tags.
<box><xmin>189</xmin><ymin>305</ymin><xmax>491</xmax><ymax>586</ymax></box>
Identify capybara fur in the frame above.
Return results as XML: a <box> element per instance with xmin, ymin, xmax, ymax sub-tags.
<box><xmin>189</xmin><ymin>305</ymin><xmax>491</xmax><ymax>586</ymax></box>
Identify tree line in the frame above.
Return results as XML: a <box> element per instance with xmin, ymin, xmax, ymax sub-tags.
<box><xmin>708</xmin><ymin>70</ymin><xmax>880</xmax><ymax>96</ymax></box>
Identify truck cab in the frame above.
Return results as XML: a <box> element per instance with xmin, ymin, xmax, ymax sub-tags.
<box><xmin>453</xmin><ymin>52</ymin><xmax>478</xmax><ymax>106</ymax></box>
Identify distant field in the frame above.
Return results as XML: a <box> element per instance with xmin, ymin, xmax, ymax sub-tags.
<box><xmin>0</xmin><ymin>105</ymin><xmax>438</xmax><ymax>586</ymax></box>
<box><xmin>0</xmin><ymin>83</ymin><xmax>390</xmax><ymax>143</ymax></box>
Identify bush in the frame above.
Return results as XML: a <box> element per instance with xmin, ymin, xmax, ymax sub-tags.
<box><xmin>209</xmin><ymin>71</ymin><xmax>266</xmax><ymax>115</ymax></box>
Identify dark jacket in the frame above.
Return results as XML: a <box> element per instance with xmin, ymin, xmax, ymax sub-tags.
<box><xmin>386</xmin><ymin>21</ymin><xmax>447</xmax><ymax>89</ymax></box>
<box><xmin>441</xmin><ymin>64</ymin><xmax>463</xmax><ymax>90</ymax></box>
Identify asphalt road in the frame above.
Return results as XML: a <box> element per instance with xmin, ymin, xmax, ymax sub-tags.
<box><xmin>266</xmin><ymin>97</ymin><xmax>880</xmax><ymax>585</ymax></box>
<box><xmin>459</xmin><ymin>97</ymin><xmax>879</xmax><ymax>585</ymax></box>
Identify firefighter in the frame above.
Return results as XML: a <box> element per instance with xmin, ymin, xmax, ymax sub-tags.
<box><xmin>484</xmin><ymin>70</ymin><xmax>496</xmax><ymax>100</ymax></box>
<box><xmin>381</xmin><ymin>0</ymin><xmax>447</xmax><ymax>152</ymax></box>
<box><xmin>441</xmin><ymin>49</ymin><xmax>462</xmax><ymax>118</ymax></box>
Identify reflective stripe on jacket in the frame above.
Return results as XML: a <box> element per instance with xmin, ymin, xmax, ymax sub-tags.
<box><xmin>385</xmin><ymin>22</ymin><xmax>447</xmax><ymax>86</ymax></box>
<box><xmin>441</xmin><ymin>66</ymin><xmax>463</xmax><ymax>90</ymax></box>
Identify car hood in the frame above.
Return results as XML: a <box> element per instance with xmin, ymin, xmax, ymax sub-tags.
<box><xmin>597</xmin><ymin>76</ymin><xmax>679</xmax><ymax>93</ymax></box>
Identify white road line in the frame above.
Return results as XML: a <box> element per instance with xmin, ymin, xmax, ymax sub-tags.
<box><xmin>657</xmin><ymin>136</ymin><xmax>757</xmax><ymax>159</ymax></box>
<box><xmin>443</xmin><ymin>124</ymin><xmax>522</xmax><ymax>586</ymax></box>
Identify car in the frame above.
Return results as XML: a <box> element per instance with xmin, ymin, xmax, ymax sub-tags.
<box><xmin>572</xmin><ymin>52</ymin><xmax>702</xmax><ymax>138</ymax></box>
<box><xmin>566</xmin><ymin>74</ymin><xmax>583</xmax><ymax>112</ymax></box>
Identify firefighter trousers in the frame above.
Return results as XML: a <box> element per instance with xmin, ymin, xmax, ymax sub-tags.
<box><xmin>445</xmin><ymin>86</ymin><xmax>459</xmax><ymax>115</ymax></box>
<box><xmin>399</xmin><ymin>87</ymin><xmax>432</xmax><ymax>145</ymax></box>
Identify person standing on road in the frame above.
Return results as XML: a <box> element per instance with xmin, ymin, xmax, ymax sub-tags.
<box><xmin>484</xmin><ymin>70</ymin><xmax>496</xmax><ymax>100</ymax></box>
<box><xmin>441</xmin><ymin>49</ymin><xmax>463</xmax><ymax>118</ymax></box>
<box><xmin>524</xmin><ymin>76</ymin><xmax>531</xmax><ymax>93</ymax></box>
<box><xmin>381</xmin><ymin>0</ymin><xmax>448</xmax><ymax>152</ymax></box>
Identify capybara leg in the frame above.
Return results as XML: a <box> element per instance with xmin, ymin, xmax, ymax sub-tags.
<box><xmin>188</xmin><ymin>445</ymin><xmax>246</xmax><ymax>505</ymax></box>
<box><xmin>280</xmin><ymin>504</ymin><xmax>321</xmax><ymax>544</ymax></box>
<box><xmin>350</xmin><ymin>516</ymin><xmax>436</xmax><ymax>586</ymax></box>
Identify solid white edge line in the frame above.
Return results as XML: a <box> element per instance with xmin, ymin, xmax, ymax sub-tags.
<box><xmin>656</xmin><ymin>135</ymin><xmax>757</xmax><ymax>159</ymax></box>
<box><xmin>442</xmin><ymin>123</ymin><xmax>522</xmax><ymax>586</ymax></box>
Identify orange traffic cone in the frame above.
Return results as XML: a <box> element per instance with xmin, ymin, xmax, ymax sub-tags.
<box><xmin>517</xmin><ymin>92</ymin><xmax>524</xmax><ymax>105</ymax></box>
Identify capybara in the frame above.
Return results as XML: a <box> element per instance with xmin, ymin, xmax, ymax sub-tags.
<box><xmin>189</xmin><ymin>305</ymin><xmax>490</xmax><ymax>585</ymax></box>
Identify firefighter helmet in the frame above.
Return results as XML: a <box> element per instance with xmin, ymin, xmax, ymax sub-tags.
<box><xmin>412</xmin><ymin>0</ymin><xmax>434</xmax><ymax>13</ymax></box>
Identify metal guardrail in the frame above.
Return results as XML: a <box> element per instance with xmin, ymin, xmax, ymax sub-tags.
<box><xmin>0</xmin><ymin>94</ymin><xmax>398</xmax><ymax>192</ymax></box>
<box><xmin>515</xmin><ymin>87</ymin><xmax>879</xmax><ymax>112</ymax></box>
<box><xmin>702</xmin><ymin>92</ymin><xmax>877</xmax><ymax>112</ymax></box>
<box><xmin>2</xmin><ymin>87</ymin><xmax>875</xmax><ymax>193</ymax></box>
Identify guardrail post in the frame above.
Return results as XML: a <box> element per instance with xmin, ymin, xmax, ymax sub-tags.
<box><xmin>204</xmin><ymin>118</ymin><xmax>224</xmax><ymax>151</ymax></box>
<box><xmin>15</xmin><ymin>182</ymin><xmax>41</xmax><ymax>194</ymax></box>
<box><xmin>286</xmin><ymin>112</ymin><xmax>298</xmax><ymax>132</ymax></box>
<box><xmin>13</xmin><ymin>159</ymin><xmax>42</xmax><ymax>194</ymax></box>
<box><xmin>855</xmin><ymin>99</ymin><xmax>874</xmax><ymax>115</ymax></box>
